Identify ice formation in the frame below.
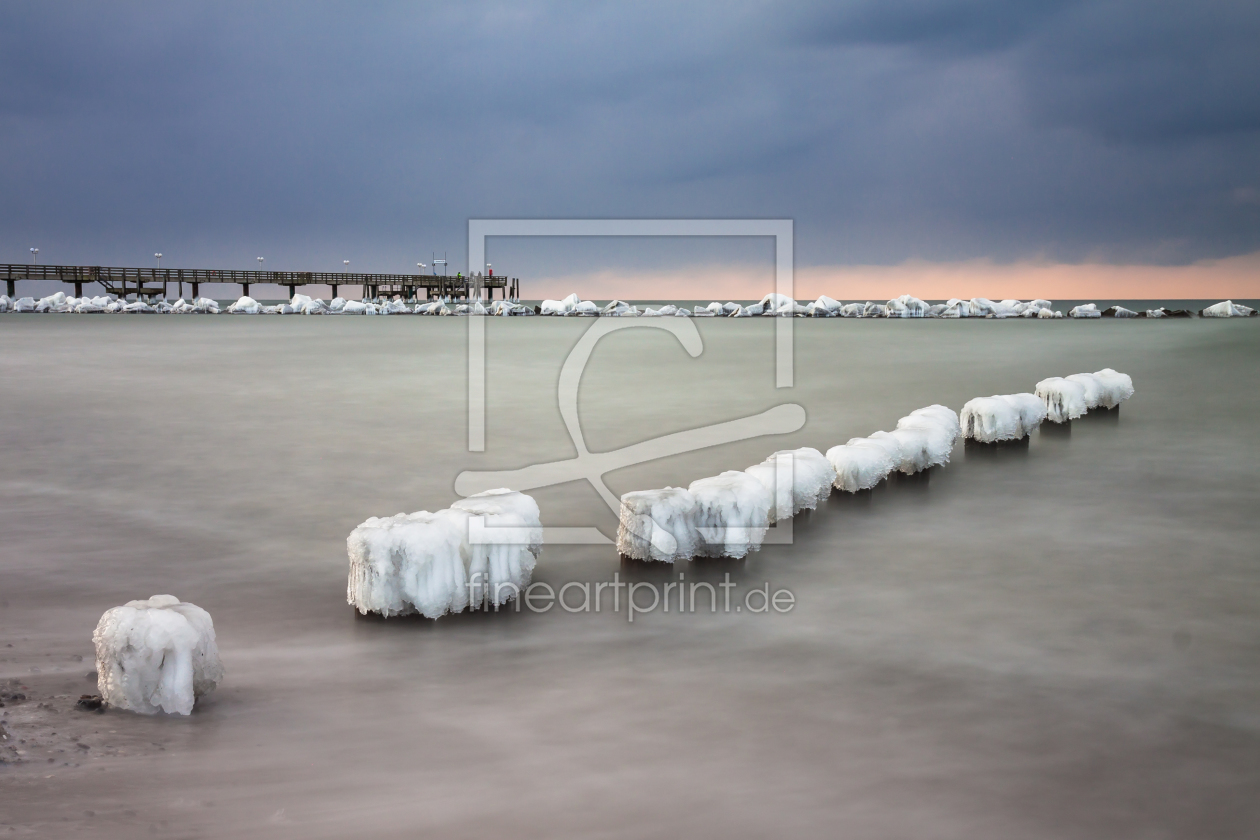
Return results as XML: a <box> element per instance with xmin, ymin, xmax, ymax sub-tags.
<box><xmin>227</xmin><ymin>296</ymin><xmax>261</xmax><ymax>314</ymax></box>
<box><xmin>825</xmin><ymin>437</ymin><xmax>897</xmax><ymax>492</ymax></box>
<box><xmin>616</xmin><ymin>487</ymin><xmax>700</xmax><ymax>563</ymax></box>
<box><xmin>1200</xmin><ymin>300</ymin><xmax>1256</xmax><ymax>317</ymax></box>
<box><xmin>745</xmin><ymin>448</ymin><xmax>836</xmax><ymax>522</ymax></box>
<box><xmin>1069</xmin><ymin>303</ymin><xmax>1101</xmax><ymax>319</ymax></box>
<box><xmin>347</xmin><ymin>489</ymin><xmax>542</xmax><ymax>618</ymax></box>
<box><xmin>1065</xmin><ymin>369</ymin><xmax>1134</xmax><ymax>410</ymax></box>
<box><xmin>687</xmin><ymin>471</ymin><xmax>772</xmax><ymax>559</ymax></box>
<box><xmin>886</xmin><ymin>294</ymin><xmax>929</xmax><ymax>317</ymax></box>
<box><xmin>758</xmin><ymin>293</ymin><xmax>793</xmax><ymax>311</ymax></box>
<box><xmin>1034</xmin><ymin>377</ymin><xmax>1089</xmax><ymax>422</ymax></box>
<box><xmin>1104</xmin><ymin>305</ymin><xmax>1139</xmax><ymax>318</ymax></box>
<box><xmin>961</xmin><ymin>393</ymin><xmax>1047</xmax><ymax>442</ymax></box>
<box><xmin>92</xmin><ymin>595</ymin><xmax>223</xmax><ymax>716</ymax></box>
<box><xmin>894</xmin><ymin>405</ymin><xmax>961</xmax><ymax>469</ymax></box>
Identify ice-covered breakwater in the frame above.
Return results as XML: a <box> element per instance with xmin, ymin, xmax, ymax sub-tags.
<box><xmin>617</xmin><ymin>370</ymin><xmax>1133</xmax><ymax>564</ymax></box>
<box><xmin>347</xmin><ymin>489</ymin><xmax>543</xmax><ymax>619</ymax></box>
<box><xmin>617</xmin><ymin>404</ymin><xmax>964</xmax><ymax>564</ymax></box>
<box><xmin>3</xmin><ymin>291</ymin><xmax>1253</xmax><ymax>319</ymax></box>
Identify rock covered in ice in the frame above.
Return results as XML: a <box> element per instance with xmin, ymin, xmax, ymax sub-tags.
<box><xmin>227</xmin><ymin>295</ymin><xmax>261</xmax><ymax>314</ymax></box>
<box><xmin>1200</xmin><ymin>300</ymin><xmax>1256</xmax><ymax>317</ymax></box>
<box><xmin>77</xmin><ymin>295</ymin><xmax>112</xmax><ymax>313</ymax></box>
<box><xmin>347</xmin><ymin>489</ymin><xmax>542</xmax><ymax>618</ymax></box>
<box><xmin>123</xmin><ymin>300</ymin><xmax>155</xmax><ymax>313</ymax></box>
<box><xmin>617</xmin><ymin>487</ymin><xmax>700</xmax><ymax>563</ymax></box>
<box><xmin>1069</xmin><ymin>303</ymin><xmax>1101</xmax><ymax>318</ymax></box>
<box><xmin>35</xmin><ymin>291</ymin><xmax>71</xmax><ymax>312</ymax></box>
<box><xmin>1035</xmin><ymin>377</ymin><xmax>1088</xmax><ymax>422</ymax></box>
<box><xmin>815</xmin><ymin>295</ymin><xmax>842</xmax><ymax>313</ymax></box>
<box><xmin>688</xmin><ymin>471</ymin><xmax>772</xmax><ymax>559</ymax></box>
<box><xmin>758</xmin><ymin>293</ymin><xmax>794</xmax><ymax>312</ymax></box>
<box><xmin>886</xmin><ymin>294</ymin><xmax>929</xmax><ymax>317</ymax></box>
<box><xmin>341</xmin><ymin>300</ymin><xmax>367</xmax><ymax>314</ymax></box>
<box><xmin>13</xmin><ymin>297</ymin><xmax>37</xmax><ymax>312</ymax></box>
<box><xmin>745</xmin><ymin>448</ymin><xmax>835</xmax><ymax>522</ymax></box>
<box><xmin>961</xmin><ymin>393</ymin><xmax>1047</xmax><ymax>442</ymax></box>
<box><xmin>540</xmin><ymin>293</ymin><xmax>582</xmax><ymax>315</ymax></box>
<box><xmin>1103</xmin><ymin>305</ymin><xmax>1139</xmax><ymax>318</ymax></box>
<box><xmin>1065</xmin><ymin>369</ymin><xmax>1134</xmax><ymax>410</ymax></box>
<box><xmin>92</xmin><ymin>595</ymin><xmax>223</xmax><ymax>716</ymax></box>
<box><xmin>839</xmin><ymin>302</ymin><xmax>864</xmax><ymax>317</ymax></box>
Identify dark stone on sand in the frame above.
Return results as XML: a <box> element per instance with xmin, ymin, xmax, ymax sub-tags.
<box><xmin>76</xmin><ymin>695</ymin><xmax>104</xmax><ymax>712</ymax></box>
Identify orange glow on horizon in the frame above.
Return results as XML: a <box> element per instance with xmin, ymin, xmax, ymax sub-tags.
<box><xmin>529</xmin><ymin>251</ymin><xmax>1260</xmax><ymax>302</ymax></box>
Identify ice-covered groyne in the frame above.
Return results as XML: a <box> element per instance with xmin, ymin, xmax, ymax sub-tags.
<box><xmin>347</xmin><ymin>489</ymin><xmax>542</xmax><ymax>618</ymax></box>
<box><xmin>1036</xmin><ymin>369</ymin><xmax>1134</xmax><ymax>420</ymax></box>
<box><xmin>824</xmin><ymin>404</ymin><xmax>959</xmax><ymax>491</ymax></box>
<box><xmin>961</xmin><ymin>394</ymin><xmax>1047</xmax><ymax>442</ymax></box>
<box><xmin>92</xmin><ymin>595</ymin><xmax>224</xmax><ymax>716</ymax></box>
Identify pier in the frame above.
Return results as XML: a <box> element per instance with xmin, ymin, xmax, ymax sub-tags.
<box><xmin>1</xmin><ymin>263</ymin><xmax>520</xmax><ymax>302</ymax></box>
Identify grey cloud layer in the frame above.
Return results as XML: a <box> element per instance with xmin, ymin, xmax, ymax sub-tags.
<box><xmin>1</xmin><ymin>0</ymin><xmax>1256</xmax><ymax>274</ymax></box>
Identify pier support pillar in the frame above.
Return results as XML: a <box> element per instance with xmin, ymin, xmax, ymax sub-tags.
<box><xmin>6</xmin><ymin>280</ymin><xmax>14</xmax><ymax>298</ymax></box>
<box><xmin>192</xmin><ymin>282</ymin><xmax>200</xmax><ymax>300</ymax></box>
<box><xmin>242</xmin><ymin>283</ymin><xmax>250</xmax><ymax>298</ymax></box>
<box><xmin>330</xmin><ymin>284</ymin><xmax>338</xmax><ymax>300</ymax></box>
<box><xmin>288</xmin><ymin>284</ymin><xmax>296</xmax><ymax>301</ymax></box>
<box><xmin>74</xmin><ymin>281</ymin><xmax>83</xmax><ymax>298</ymax></box>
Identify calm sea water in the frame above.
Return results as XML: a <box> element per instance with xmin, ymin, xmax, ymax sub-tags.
<box><xmin>2</xmin><ymin>316</ymin><xmax>1258</xmax><ymax>838</ymax></box>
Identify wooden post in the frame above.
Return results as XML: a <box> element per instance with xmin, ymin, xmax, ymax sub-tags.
<box><xmin>288</xmin><ymin>284</ymin><xmax>296</xmax><ymax>300</ymax></box>
<box><xmin>242</xmin><ymin>282</ymin><xmax>250</xmax><ymax>298</ymax></box>
<box><xmin>6</xmin><ymin>279</ymin><xmax>14</xmax><ymax>297</ymax></box>
<box><xmin>330</xmin><ymin>283</ymin><xmax>338</xmax><ymax>300</ymax></box>
<box><xmin>74</xmin><ymin>281</ymin><xmax>83</xmax><ymax>298</ymax></box>
<box><xmin>192</xmin><ymin>281</ymin><xmax>200</xmax><ymax>300</ymax></box>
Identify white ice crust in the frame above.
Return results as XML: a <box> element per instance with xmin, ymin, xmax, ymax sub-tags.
<box><xmin>347</xmin><ymin>489</ymin><xmax>542</xmax><ymax>619</ymax></box>
<box><xmin>1035</xmin><ymin>377</ymin><xmax>1089</xmax><ymax>422</ymax></box>
<box><xmin>92</xmin><ymin>595</ymin><xmax>223</xmax><ymax>716</ymax></box>
<box><xmin>616</xmin><ymin>487</ymin><xmax>700</xmax><ymax>563</ymax></box>
<box><xmin>826</xmin><ymin>437</ymin><xmax>897</xmax><ymax>492</ymax></box>
<box><xmin>745</xmin><ymin>447</ymin><xmax>836</xmax><ymax>522</ymax></box>
<box><xmin>1065</xmin><ymin>369</ymin><xmax>1134</xmax><ymax>410</ymax></box>
<box><xmin>961</xmin><ymin>393</ymin><xmax>1048</xmax><ymax>442</ymax></box>
<box><xmin>687</xmin><ymin>471</ymin><xmax>772</xmax><ymax>559</ymax></box>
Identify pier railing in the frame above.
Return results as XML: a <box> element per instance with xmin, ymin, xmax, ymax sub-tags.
<box><xmin>1</xmin><ymin>264</ymin><xmax>520</xmax><ymax>302</ymax></box>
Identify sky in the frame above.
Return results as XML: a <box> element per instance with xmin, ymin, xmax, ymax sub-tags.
<box><xmin>2</xmin><ymin>1</ymin><xmax>1258</xmax><ymax>299</ymax></box>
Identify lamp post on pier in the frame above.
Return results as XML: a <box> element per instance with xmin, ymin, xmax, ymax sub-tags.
<box><xmin>30</xmin><ymin>248</ymin><xmax>38</xmax><ymax>265</ymax></box>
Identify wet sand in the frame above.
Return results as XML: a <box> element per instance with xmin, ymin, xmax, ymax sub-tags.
<box><xmin>1</xmin><ymin>316</ymin><xmax>1258</xmax><ymax>838</ymax></box>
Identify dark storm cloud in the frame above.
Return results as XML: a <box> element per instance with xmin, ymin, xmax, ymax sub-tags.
<box><xmin>0</xmin><ymin>1</ymin><xmax>1257</xmax><ymax>275</ymax></box>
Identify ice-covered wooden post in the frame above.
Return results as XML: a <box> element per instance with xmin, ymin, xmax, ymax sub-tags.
<box><xmin>92</xmin><ymin>595</ymin><xmax>224</xmax><ymax>715</ymax></box>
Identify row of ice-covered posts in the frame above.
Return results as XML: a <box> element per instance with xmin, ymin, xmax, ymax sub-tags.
<box><xmin>614</xmin><ymin>369</ymin><xmax>1134</xmax><ymax>564</ymax></box>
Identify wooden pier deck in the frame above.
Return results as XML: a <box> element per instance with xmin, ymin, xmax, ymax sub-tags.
<box><xmin>1</xmin><ymin>264</ymin><xmax>520</xmax><ymax>302</ymax></box>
